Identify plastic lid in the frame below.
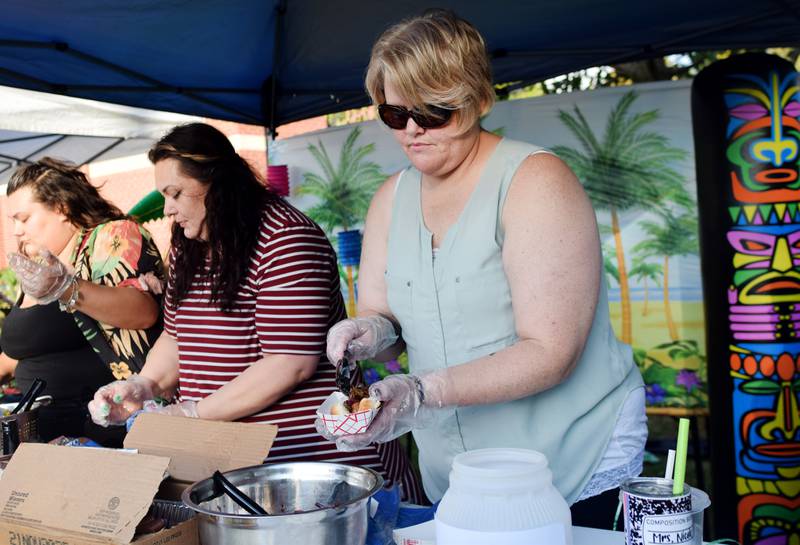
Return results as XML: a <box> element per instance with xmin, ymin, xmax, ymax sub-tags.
<box><xmin>449</xmin><ymin>448</ymin><xmax>552</xmax><ymax>493</ymax></box>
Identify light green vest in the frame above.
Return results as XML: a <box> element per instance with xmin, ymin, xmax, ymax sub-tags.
<box><xmin>385</xmin><ymin>138</ymin><xmax>644</xmax><ymax>504</ymax></box>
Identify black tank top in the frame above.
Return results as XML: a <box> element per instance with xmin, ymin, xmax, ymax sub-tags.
<box><xmin>1</xmin><ymin>298</ymin><xmax>114</xmax><ymax>401</ymax></box>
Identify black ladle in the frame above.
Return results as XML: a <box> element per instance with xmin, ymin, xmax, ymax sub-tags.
<box><xmin>11</xmin><ymin>378</ymin><xmax>46</xmax><ymax>415</ymax></box>
<box><xmin>335</xmin><ymin>350</ymin><xmax>353</xmax><ymax>397</ymax></box>
<box><xmin>211</xmin><ymin>471</ymin><xmax>269</xmax><ymax>516</ymax></box>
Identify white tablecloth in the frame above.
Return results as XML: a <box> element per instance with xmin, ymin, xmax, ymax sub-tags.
<box><xmin>574</xmin><ymin>526</ymin><xmax>709</xmax><ymax>544</ymax></box>
<box><xmin>394</xmin><ymin>523</ymin><xmax>709</xmax><ymax>544</ymax></box>
<box><xmin>574</xmin><ymin>526</ymin><xmax>624</xmax><ymax>544</ymax></box>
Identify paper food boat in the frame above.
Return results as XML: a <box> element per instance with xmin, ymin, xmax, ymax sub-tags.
<box><xmin>317</xmin><ymin>391</ymin><xmax>381</xmax><ymax>436</ymax></box>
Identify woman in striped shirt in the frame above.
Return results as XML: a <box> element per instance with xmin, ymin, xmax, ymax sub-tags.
<box><xmin>88</xmin><ymin>122</ymin><xmax>422</xmax><ymax>502</ymax></box>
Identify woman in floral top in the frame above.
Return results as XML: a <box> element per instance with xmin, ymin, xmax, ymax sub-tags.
<box><xmin>1</xmin><ymin>158</ymin><xmax>163</xmax><ymax>444</ymax></box>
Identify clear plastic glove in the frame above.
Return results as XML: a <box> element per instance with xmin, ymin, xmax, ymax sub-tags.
<box><xmin>125</xmin><ymin>399</ymin><xmax>200</xmax><ymax>431</ymax></box>
<box><xmin>88</xmin><ymin>375</ymin><xmax>157</xmax><ymax>427</ymax></box>
<box><xmin>125</xmin><ymin>399</ymin><xmax>199</xmax><ymax>431</ymax></box>
<box><xmin>8</xmin><ymin>250</ymin><xmax>73</xmax><ymax>304</ymax></box>
<box><xmin>145</xmin><ymin>400</ymin><xmax>199</xmax><ymax>418</ymax></box>
<box><xmin>316</xmin><ymin>371</ymin><xmax>450</xmax><ymax>452</ymax></box>
<box><xmin>326</xmin><ymin>315</ymin><xmax>399</xmax><ymax>366</ymax></box>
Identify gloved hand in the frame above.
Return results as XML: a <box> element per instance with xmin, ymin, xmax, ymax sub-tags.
<box><xmin>316</xmin><ymin>371</ymin><xmax>450</xmax><ymax>452</ymax></box>
<box><xmin>145</xmin><ymin>400</ymin><xmax>199</xmax><ymax>418</ymax></box>
<box><xmin>126</xmin><ymin>399</ymin><xmax>199</xmax><ymax>431</ymax></box>
<box><xmin>326</xmin><ymin>315</ymin><xmax>399</xmax><ymax>366</ymax></box>
<box><xmin>8</xmin><ymin>250</ymin><xmax>73</xmax><ymax>304</ymax></box>
<box><xmin>88</xmin><ymin>375</ymin><xmax>157</xmax><ymax>427</ymax></box>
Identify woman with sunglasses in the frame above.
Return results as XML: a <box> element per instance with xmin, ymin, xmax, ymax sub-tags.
<box><xmin>318</xmin><ymin>10</ymin><xmax>646</xmax><ymax>526</ymax></box>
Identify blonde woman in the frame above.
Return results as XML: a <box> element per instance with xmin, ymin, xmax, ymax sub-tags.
<box><xmin>318</xmin><ymin>10</ymin><xmax>646</xmax><ymax>526</ymax></box>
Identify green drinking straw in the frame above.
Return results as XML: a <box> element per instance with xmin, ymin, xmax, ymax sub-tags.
<box><xmin>672</xmin><ymin>417</ymin><xmax>690</xmax><ymax>495</ymax></box>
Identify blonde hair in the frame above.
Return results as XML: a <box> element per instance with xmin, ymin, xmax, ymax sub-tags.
<box><xmin>365</xmin><ymin>10</ymin><xmax>495</xmax><ymax>133</ymax></box>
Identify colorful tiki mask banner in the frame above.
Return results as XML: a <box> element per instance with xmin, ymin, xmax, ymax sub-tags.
<box><xmin>693</xmin><ymin>53</ymin><xmax>800</xmax><ymax>544</ymax></box>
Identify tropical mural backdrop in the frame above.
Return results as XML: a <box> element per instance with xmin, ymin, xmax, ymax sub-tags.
<box><xmin>274</xmin><ymin>78</ymin><xmax>706</xmax><ymax>409</ymax></box>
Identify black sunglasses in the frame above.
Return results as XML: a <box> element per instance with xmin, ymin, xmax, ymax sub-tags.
<box><xmin>377</xmin><ymin>103</ymin><xmax>453</xmax><ymax>130</ymax></box>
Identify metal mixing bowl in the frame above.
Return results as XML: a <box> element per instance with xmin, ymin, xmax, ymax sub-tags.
<box><xmin>182</xmin><ymin>462</ymin><xmax>384</xmax><ymax>545</ymax></box>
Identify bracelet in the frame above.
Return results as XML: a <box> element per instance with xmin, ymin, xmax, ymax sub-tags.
<box><xmin>411</xmin><ymin>375</ymin><xmax>426</xmax><ymax>407</ymax></box>
<box><xmin>59</xmin><ymin>277</ymin><xmax>80</xmax><ymax>314</ymax></box>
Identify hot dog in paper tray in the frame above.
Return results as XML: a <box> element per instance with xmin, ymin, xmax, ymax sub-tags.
<box><xmin>317</xmin><ymin>386</ymin><xmax>382</xmax><ymax>436</ymax></box>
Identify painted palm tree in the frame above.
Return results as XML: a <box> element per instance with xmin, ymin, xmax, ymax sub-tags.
<box><xmin>600</xmin><ymin>225</ymin><xmax>619</xmax><ymax>285</ymax></box>
<box><xmin>602</xmin><ymin>241</ymin><xmax>622</xmax><ymax>331</ymax></box>
<box><xmin>633</xmin><ymin>207</ymin><xmax>698</xmax><ymax>341</ymax></box>
<box><xmin>629</xmin><ymin>257</ymin><xmax>663</xmax><ymax>317</ymax></box>
<box><xmin>296</xmin><ymin>126</ymin><xmax>385</xmax><ymax>316</ymax></box>
<box><xmin>552</xmin><ymin>91</ymin><xmax>687</xmax><ymax>344</ymax></box>
<box><xmin>602</xmin><ymin>241</ymin><xmax>620</xmax><ymax>285</ymax></box>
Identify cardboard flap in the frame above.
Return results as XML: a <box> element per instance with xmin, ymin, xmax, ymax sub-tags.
<box><xmin>0</xmin><ymin>443</ymin><xmax>170</xmax><ymax>545</ymax></box>
<box><xmin>124</xmin><ymin>414</ymin><xmax>277</xmax><ymax>482</ymax></box>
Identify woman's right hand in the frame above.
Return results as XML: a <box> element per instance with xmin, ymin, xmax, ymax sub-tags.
<box><xmin>88</xmin><ymin>375</ymin><xmax>157</xmax><ymax>427</ymax></box>
<box><xmin>326</xmin><ymin>315</ymin><xmax>399</xmax><ymax>366</ymax></box>
<box><xmin>8</xmin><ymin>250</ymin><xmax>73</xmax><ymax>305</ymax></box>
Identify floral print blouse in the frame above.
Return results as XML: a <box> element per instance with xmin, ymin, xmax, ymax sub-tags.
<box><xmin>70</xmin><ymin>220</ymin><xmax>164</xmax><ymax>379</ymax></box>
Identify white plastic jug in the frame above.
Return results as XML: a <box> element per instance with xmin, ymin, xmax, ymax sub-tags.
<box><xmin>435</xmin><ymin>448</ymin><xmax>573</xmax><ymax>545</ymax></box>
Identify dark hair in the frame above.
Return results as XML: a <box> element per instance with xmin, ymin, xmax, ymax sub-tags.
<box><xmin>7</xmin><ymin>157</ymin><xmax>126</xmax><ymax>228</ymax></box>
<box><xmin>148</xmin><ymin>123</ymin><xmax>274</xmax><ymax>311</ymax></box>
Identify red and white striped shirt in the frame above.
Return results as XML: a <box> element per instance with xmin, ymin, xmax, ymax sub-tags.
<box><xmin>164</xmin><ymin>198</ymin><xmax>423</xmax><ymax>502</ymax></box>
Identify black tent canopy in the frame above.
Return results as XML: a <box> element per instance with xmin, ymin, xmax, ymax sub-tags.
<box><xmin>1</xmin><ymin>0</ymin><xmax>799</xmax><ymax>134</ymax></box>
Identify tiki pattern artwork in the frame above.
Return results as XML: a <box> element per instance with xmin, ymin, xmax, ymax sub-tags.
<box><xmin>721</xmin><ymin>58</ymin><xmax>800</xmax><ymax>545</ymax></box>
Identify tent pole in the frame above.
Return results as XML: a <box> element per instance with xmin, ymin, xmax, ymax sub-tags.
<box><xmin>268</xmin><ymin>0</ymin><xmax>287</xmax><ymax>138</ymax></box>
<box><xmin>81</xmin><ymin>138</ymin><xmax>126</xmax><ymax>166</ymax></box>
<box><xmin>20</xmin><ymin>135</ymin><xmax>68</xmax><ymax>162</ymax></box>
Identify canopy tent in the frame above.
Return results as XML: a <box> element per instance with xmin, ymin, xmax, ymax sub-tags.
<box><xmin>0</xmin><ymin>129</ymin><xmax>125</xmax><ymax>184</ymax></box>
<box><xmin>0</xmin><ymin>86</ymin><xmax>198</xmax><ymax>186</ymax></box>
<box><xmin>0</xmin><ymin>86</ymin><xmax>198</xmax><ymax>139</ymax></box>
<box><xmin>2</xmin><ymin>0</ymin><xmax>799</xmax><ymax>135</ymax></box>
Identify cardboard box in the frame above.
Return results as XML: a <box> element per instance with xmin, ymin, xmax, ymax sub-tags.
<box><xmin>124</xmin><ymin>414</ymin><xmax>278</xmax><ymax>501</ymax></box>
<box><xmin>0</xmin><ymin>442</ymin><xmax>197</xmax><ymax>545</ymax></box>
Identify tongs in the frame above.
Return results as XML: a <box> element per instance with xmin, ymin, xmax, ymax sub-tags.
<box><xmin>335</xmin><ymin>350</ymin><xmax>353</xmax><ymax>397</ymax></box>
<box><xmin>11</xmin><ymin>378</ymin><xmax>47</xmax><ymax>415</ymax></box>
<box><xmin>211</xmin><ymin>471</ymin><xmax>269</xmax><ymax>516</ymax></box>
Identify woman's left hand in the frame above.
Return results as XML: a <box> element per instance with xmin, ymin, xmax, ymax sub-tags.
<box><xmin>317</xmin><ymin>372</ymin><xmax>449</xmax><ymax>451</ymax></box>
<box><xmin>125</xmin><ymin>400</ymin><xmax>199</xmax><ymax>431</ymax></box>
<box><xmin>147</xmin><ymin>400</ymin><xmax>199</xmax><ymax>418</ymax></box>
<box><xmin>8</xmin><ymin>250</ymin><xmax>73</xmax><ymax>304</ymax></box>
